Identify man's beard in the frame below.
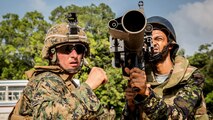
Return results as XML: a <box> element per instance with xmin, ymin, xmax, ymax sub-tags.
<box><xmin>150</xmin><ymin>44</ymin><xmax>170</xmax><ymax>64</ymax></box>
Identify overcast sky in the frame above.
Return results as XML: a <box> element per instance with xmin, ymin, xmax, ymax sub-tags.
<box><xmin>0</xmin><ymin>0</ymin><xmax>212</xmax><ymax>56</ymax></box>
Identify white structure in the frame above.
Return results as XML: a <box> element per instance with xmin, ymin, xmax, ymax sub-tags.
<box><xmin>0</xmin><ymin>80</ymin><xmax>28</xmax><ymax>120</ymax></box>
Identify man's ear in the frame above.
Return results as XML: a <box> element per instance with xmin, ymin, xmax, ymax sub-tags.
<box><xmin>169</xmin><ymin>44</ymin><xmax>173</xmax><ymax>50</ymax></box>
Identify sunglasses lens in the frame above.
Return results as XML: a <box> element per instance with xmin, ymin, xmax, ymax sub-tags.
<box><xmin>75</xmin><ymin>44</ymin><xmax>86</xmax><ymax>54</ymax></box>
<box><xmin>58</xmin><ymin>44</ymin><xmax>86</xmax><ymax>54</ymax></box>
<box><xmin>59</xmin><ymin>45</ymin><xmax>72</xmax><ymax>54</ymax></box>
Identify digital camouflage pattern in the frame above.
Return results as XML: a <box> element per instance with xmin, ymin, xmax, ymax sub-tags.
<box><xmin>98</xmin><ymin>106</ymin><xmax>116</xmax><ymax>120</ymax></box>
<box><xmin>122</xmin><ymin>55</ymin><xmax>209</xmax><ymax>120</ymax></box>
<box><xmin>9</xmin><ymin>66</ymin><xmax>104</xmax><ymax>120</ymax></box>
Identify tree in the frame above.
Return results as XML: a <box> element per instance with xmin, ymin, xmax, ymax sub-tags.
<box><xmin>0</xmin><ymin>11</ymin><xmax>50</xmax><ymax>79</ymax></box>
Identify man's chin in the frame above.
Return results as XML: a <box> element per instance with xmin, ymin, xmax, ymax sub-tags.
<box><xmin>65</xmin><ymin>67</ymin><xmax>80</xmax><ymax>73</ymax></box>
<box><xmin>153</xmin><ymin>52</ymin><xmax>160</xmax><ymax>56</ymax></box>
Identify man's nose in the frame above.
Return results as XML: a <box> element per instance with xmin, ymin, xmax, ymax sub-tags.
<box><xmin>69</xmin><ymin>49</ymin><xmax>78</xmax><ymax>57</ymax></box>
<box><xmin>152</xmin><ymin>39</ymin><xmax>157</xmax><ymax>45</ymax></box>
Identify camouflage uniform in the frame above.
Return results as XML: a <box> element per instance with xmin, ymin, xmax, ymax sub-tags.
<box><xmin>9</xmin><ymin>18</ymin><xmax>105</xmax><ymax>119</ymax></box>
<box><xmin>9</xmin><ymin>66</ymin><xmax>104</xmax><ymax>120</ymax></box>
<box><xmin>122</xmin><ymin>55</ymin><xmax>209</xmax><ymax>120</ymax></box>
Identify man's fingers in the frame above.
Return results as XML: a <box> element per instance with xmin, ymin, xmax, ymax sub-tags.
<box><xmin>129</xmin><ymin>67</ymin><xmax>141</xmax><ymax>74</ymax></box>
<box><xmin>124</xmin><ymin>67</ymin><xmax>130</xmax><ymax>75</ymax></box>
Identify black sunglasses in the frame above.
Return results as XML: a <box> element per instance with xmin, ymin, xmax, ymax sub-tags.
<box><xmin>57</xmin><ymin>44</ymin><xmax>86</xmax><ymax>55</ymax></box>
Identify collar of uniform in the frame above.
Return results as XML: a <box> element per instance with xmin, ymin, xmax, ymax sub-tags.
<box><xmin>34</xmin><ymin>65</ymin><xmax>70</xmax><ymax>81</ymax></box>
<box><xmin>59</xmin><ymin>73</ymin><xmax>70</xmax><ymax>81</ymax></box>
<box><xmin>163</xmin><ymin>55</ymin><xmax>189</xmax><ymax>89</ymax></box>
<box><xmin>146</xmin><ymin>56</ymin><xmax>188</xmax><ymax>88</ymax></box>
<box><xmin>34</xmin><ymin>65</ymin><xmax>64</xmax><ymax>72</ymax></box>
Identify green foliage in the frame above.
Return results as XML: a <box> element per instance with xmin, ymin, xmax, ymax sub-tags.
<box><xmin>0</xmin><ymin>11</ymin><xmax>50</xmax><ymax>79</ymax></box>
<box><xmin>95</xmin><ymin>67</ymin><xmax>127</xmax><ymax>116</ymax></box>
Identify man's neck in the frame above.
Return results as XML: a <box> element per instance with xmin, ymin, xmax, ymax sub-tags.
<box><xmin>154</xmin><ymin>55</ymin><xmax>173</xmax><ymax>75</ymax></box>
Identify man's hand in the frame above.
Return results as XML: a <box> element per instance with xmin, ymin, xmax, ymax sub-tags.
<box><xmin>125</xmin><ymin>86</ymin><xmax>136</xmax><ymax>111</ymax></box>
<box><xmin>125</xmin><ymin>67</ymin><xmax>150</xmax><ymax>96</ymax></box>
<box><xmin>85</xmin><ymin>67</ymin><xmax>108</xmax><ymax>90</ymax></box>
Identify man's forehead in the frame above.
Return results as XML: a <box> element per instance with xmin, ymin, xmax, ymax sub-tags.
<box><xmin>152</xmin><ymin>30</ymin><xmax>167</xmax><ymax>36</ymax></box>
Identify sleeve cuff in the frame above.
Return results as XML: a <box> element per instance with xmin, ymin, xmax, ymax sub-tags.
<box><xmin>134</xmin><ymin>88</ymin><xmax>155</xmax><ymax>105</ymax></box>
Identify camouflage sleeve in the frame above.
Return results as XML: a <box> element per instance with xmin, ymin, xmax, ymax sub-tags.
<box><xmin>133</xmin><ymin>70</ymin><xmax>204</xmax><ymax>119</ymax></box>
<box><xmin>28</xmin><ymin>76</ymin><xmax>103</xmax><ymax>119</ymax></box>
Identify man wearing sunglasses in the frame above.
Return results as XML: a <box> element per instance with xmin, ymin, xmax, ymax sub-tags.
<box><xmin>122</xmin><ymin>16</ymin><xmax>208</xmax><ymax>119</ymax></box>
<box><xmin>9</xmin><ymin>22</ymin><xmax>108</xmax><ymax>119</ymax></box>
